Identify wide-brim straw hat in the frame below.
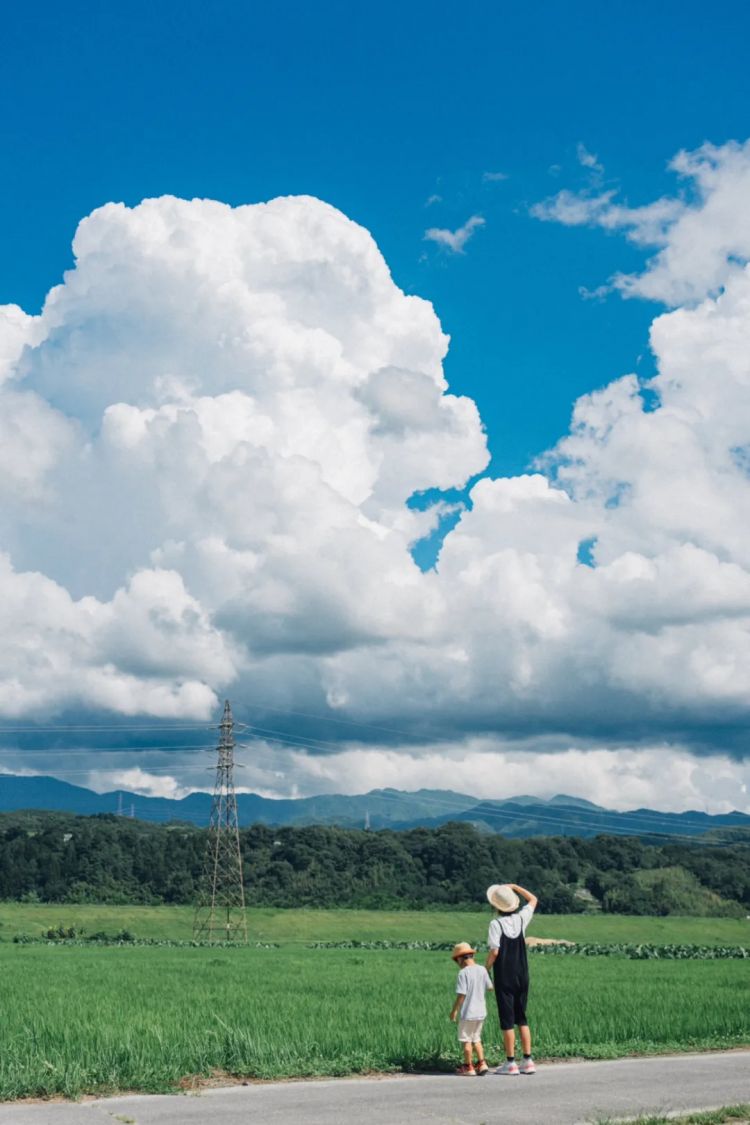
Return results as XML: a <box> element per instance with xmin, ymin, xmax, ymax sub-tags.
<box><xmin>486</xmin><ymin>884</ymin><xmax>520</xmax><ymax>913</ymax></box>
<box><xmin>451</xmin><ymin>942</ymin><xmax>476</xmax><ymax>961</ymax></box>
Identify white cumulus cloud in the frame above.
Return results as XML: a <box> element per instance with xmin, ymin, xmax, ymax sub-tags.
<box><xmin>0</xmin><ymin>192</ymin><xmax>487</xmax><ymax>713</ymax></box>
<box><xmin>1</xmin><ymin>170</ymin><xmax>750</xmax><ymax>811</ymax></box>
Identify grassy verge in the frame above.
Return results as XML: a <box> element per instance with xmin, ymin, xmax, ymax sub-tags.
<box><xmin>0</xmin><ymin>903</ymin><xmax>747</xmax><ymax>945</ymax></box>
<box><xmin>0</xmin><ymin>944</ymin><xmax>747</xmax><ymax>1099</ymax></box>
<box><xmin>596</xmin><ymin>1106</ymin><xmax>750</xmax><ymax>1124</ymax></box>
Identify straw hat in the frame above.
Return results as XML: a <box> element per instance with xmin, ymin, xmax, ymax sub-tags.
<box><xmin>451</xmin><ymin>941</ymin><xmax>476</xmax><ymax>961</ymax></box>
<box><xmin>486</xmin><ymin>884</ymin><xmax>520</xmax><ymax>913</ymax></box>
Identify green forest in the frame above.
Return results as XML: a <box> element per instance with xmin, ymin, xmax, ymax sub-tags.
<box><xmin>0</xmin><ymin>811</ymin><xmax>747</xmax><ymax>915</ymax></box>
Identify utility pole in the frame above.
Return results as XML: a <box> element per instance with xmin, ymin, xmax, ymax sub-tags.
<box><xmin>193</xmin><ymin>700</ymin><xmax>248</xmax><ymax>943</ymax></box>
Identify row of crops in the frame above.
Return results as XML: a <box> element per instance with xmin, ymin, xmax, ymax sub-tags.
<box><xmin>9</xmin><ymin>928</ymin><xmax>749</xmax><ymax>958</ymax></box>
<box><xmin>308</xmin><ymin>939</ymin><xmax>750</xmax><ymax>959</ymax></box>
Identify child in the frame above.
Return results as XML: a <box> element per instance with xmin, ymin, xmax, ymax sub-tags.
<box><xmin>485</xmin><ymin>882</ymin><xmax>538</xmax><ymax>1075</ymax></box>
<box><xmin>449</xmin><ymin>941</ymin><xmax>494</xmax><ymax>1076</ymax></box>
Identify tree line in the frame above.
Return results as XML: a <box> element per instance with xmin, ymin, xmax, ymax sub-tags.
<box><xmin>0</xmin><ymin>811</ymin><xmax>747</xmax><ymax>915</ymax></box>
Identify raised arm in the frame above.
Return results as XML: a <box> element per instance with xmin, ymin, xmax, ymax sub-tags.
<box><xmin>509</xmin><ymin>883</ymin><xmax>538</xmax><ymax>910</ymax></box>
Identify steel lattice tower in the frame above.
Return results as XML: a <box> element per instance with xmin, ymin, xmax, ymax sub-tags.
<box><xmin>193</xmin><ymin>700</ymin><xmax>248</xmax><ymax>942</ymax></box>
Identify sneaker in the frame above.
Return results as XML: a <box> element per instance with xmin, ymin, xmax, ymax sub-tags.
<box><xmin>519</xmin><ymin>1058</ymin><xmax>536</xmax><ymax>1075</ymax></box>
<box><xmin>475</xmin><ymin>1060</ymin><xmax>489</xmax><ymax>1076</ymax></box>
<box><xmin>494</xmin><ymin>1060</ymin><xmax>520</xmax><ymax>1075</ymax></box>
<box><xmin>456</xmin><ymin>1064</ymin><xmax>476</xmax><ymax>1076</ymax></box>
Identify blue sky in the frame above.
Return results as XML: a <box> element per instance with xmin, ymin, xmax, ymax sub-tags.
<box><xmin>2</xmin><ymin>0</ymin><xmax>750</xmax><ymax>810</ymax></box>
<box><xmin>4</xmin><ymin>0</ymin><xmax>749</xmax><ymax>474</ymax></box>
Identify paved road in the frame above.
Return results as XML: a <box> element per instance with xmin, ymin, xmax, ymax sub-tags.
<box><xmin>1</xmin><ymin>1052</ymin><xmax>748</xmax><ymax>1125</ymax></box>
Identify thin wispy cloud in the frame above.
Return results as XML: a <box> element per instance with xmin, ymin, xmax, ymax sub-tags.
<box><xmin>577</xmin><ymin>142</ymin><xmax>604</xmax><ymax>174</ymax></box>
<box><xmin>531</xmin><ymin>188</ymin><xmax>620</xmax><ymax>227</ymax></box>
<box><xmin>482</xmin><ymin>170</ymin><xmax>508</xmax><ymax>183</ymax></box>
<box><xmin>424</xmin><ymin>214</ymin><xmax>485</xmax><ymax>253</ymax></box>
<box><xmin>425</xmin><ymin>193</ymin><xmax>443</xmax><ymax>206</ymax></box>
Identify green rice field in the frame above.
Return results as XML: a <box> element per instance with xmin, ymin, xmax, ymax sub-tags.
<box><xmin>1</xmin><ymin>902</ymin><xmax>748</xmax><ymax>945</ymax></box>
<box><xmin>0</xmin><ymin>909</ymin><xmax>747</xmax><ymax>1099</ymax></box>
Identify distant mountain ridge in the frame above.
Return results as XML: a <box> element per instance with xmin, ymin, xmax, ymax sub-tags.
<box><xmin>0</xmin><ymin>774</ymin><xmax>747</xmax><ymax>839</ymax></box>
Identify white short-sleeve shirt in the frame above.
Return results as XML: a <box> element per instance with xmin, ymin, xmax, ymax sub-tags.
<box><xmin>455</xmin><ymin>963</ymin><xmax>494</xmax><ymax>1020</ymax></box>
<box><xmin>488</xmin><ymin>903</ymin><xmax>535</xmax><ymax>950</ymax></box>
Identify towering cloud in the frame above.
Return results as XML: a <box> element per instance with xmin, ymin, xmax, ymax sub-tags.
<box><xmin>0</xmin><ymin>195</ymin><xmax>487</xmax><ymax>716</ymax></box>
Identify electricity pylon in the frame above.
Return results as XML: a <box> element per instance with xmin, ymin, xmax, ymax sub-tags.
<box><xmin>193</xmin><ymin>700</ymin><xmax>248</xmax><ymax>942</ymax></box>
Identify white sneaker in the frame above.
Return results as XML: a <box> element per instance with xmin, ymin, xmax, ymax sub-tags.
<box><xmin>519</xmin><ymin>1058</ymin><xmax>536</xmax><ymax>1075</ymax></box>
<box><xmin>495</xmin><ymin>1060</ymin><xmax>520</xmax><ymax>1075</ymax></box>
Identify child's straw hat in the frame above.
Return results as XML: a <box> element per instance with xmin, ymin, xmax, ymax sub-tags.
<box><xmin>451</xmin><ymin>942</ymin><xmax>476</xmax><ymax>961</ymax></box>
<box><xmin>486</xmin><ymin>884</ymin><xmax>520</xmax><ymax>913</ymax></box>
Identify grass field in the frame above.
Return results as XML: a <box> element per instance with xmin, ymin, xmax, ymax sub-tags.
<box><xmin>0</xmin><ymin>906</ymin><xmax>746</xmax><ymax>1099</ymax></box>
<box><xmin>0</xmin><ymin>941</ymin><xmax>747</xmax><ymax>1099</ymax></box>
<box><xmin>1</xmin><ymin>903</ymin><xmax>748</xmax><ymax>945</ymax></box>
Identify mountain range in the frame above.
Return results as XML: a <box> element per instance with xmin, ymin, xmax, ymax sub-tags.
<box><xmin>0</xmin><ymin>774</ymin><xmax>747</xmax><ymax>839</ymax></box>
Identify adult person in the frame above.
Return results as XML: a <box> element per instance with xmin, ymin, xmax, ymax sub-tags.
<box><xmin>484</xmin><ymin>882</ymin><xmax>539</xmax><ymax>1075</ymax></box>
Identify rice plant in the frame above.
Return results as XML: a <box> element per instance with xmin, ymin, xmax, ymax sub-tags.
<box><xmin>0</xmin><ymin>944</ymin><xmax>746</xmax><ymax>1098</ymax></box>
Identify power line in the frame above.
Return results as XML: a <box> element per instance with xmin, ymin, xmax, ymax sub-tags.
<box><xmin>0</xmin><ymin>716</ymin><xmax>744</xmax><ymax>837</ymax></box>
<box><xmin>0</xmin><ymin>712</ymin><xmax>738</xmax><ymax>833</ymax></box>
<box><xmin>0</xmin><ymin>744</ymin><xmax>217</xmax><ymax>753</ymax></box>
<box><xmin>237</xmin><ymin>700</ymin><xmax>465</xmax><ymax>742</ymax></box>
<box><xmin>237</xmin><ymin>725</ymin><xmax>750</xmax><ymax>830</ymax></box>
<box><xmin>0</xmin><ymin>724</ymin><xmax>215</xmax><ymax>733</ymax></box>
<box><xmin>0</xmin><ymin>766</ymin><xmax>204</xmax><ymax>777</ymax></box>
<box><xmin>0</xmin><ymin>733</ymin><xmax>742</xmax><ymax>833</ymax></box>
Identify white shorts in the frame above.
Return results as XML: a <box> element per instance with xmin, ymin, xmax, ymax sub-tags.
<box><xmin>458</xmin><ymin>1018</ymin><xmax>485</xmax><ymax>1043</ymax></box>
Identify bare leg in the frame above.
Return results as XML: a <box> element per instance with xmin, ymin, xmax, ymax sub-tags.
<box><xmin>474</xmin><ymin>1040</ymin><xmax>485</xmax><ymax>1064</ymax></box>
<box><xmin>519</xmin><ymin>1025</ymin><xmax>532</xmax><ymax>1055</ymax></box>
<box><xmin>462</xmin><ymin>1041</ymin><xmax>474</xmax><ymax>1067</ymax></box>
<box><xmin>503</xmin><ymin>1028</ymin><xmax>515</xmax><ymax>1058</ymax></box>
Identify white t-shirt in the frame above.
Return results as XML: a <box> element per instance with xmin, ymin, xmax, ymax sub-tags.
<box><xmin>456</xmin><ymin>963</ymin><xmax>494</xmax><ymax>1020</ymax></box>
<box><xmin>488</xmin><ymin>903</ymin><xmax>535</xmax><ymax>950</ymax></box>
